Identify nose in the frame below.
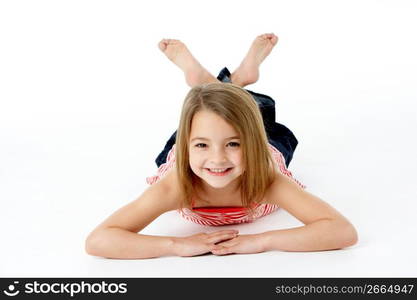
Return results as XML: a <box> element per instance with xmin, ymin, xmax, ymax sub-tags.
<box><xmin>209</xmin><ymin>147</ymin><xmax>228</xmax><ymax>164</ymax></box>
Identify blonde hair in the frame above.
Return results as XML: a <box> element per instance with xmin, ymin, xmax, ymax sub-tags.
<box><xmin>175</xmin><ymin>82</ymin><xmax>277</xmax><ymax>217</ymax></box>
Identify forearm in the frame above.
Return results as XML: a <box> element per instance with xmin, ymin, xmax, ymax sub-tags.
<box><xmin>260</xmin><ymin>219</ymin><xmax>358</xmax><ymax>252</ymax></box>
<box><xmin>85</xmin><ymin>227</ymin><xmax>176</xmax><ymax>259</ymax></box>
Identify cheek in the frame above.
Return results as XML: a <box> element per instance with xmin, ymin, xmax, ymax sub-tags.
<box><xmin>188</xmin><ymin>154</ymin><xmax>202</xmax><ymax>168</ymax></box>
<box><xmin>231</xmin><ymin>152</ymin><xmax>243</xmax><ymax>164</ymax></box>
<box><xmin>235</xmin><ymin>154</ymin><xmax>245</xmax><ymax>172</ymax></box>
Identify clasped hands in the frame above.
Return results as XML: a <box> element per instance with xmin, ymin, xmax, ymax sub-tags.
<box><xmin>173</xmin><ymin>229</ymin><xmax>267</xmax><ymax>257</ymax></box>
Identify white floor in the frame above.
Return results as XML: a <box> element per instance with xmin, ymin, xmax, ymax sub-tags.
<box><xmin>1</xmin><ymin>0</ymin><xmax>417</xmax><ymax>277</ymax></box>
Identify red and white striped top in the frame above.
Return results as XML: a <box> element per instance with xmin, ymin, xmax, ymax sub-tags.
<box><xmin>146</xmin><ymin>143</ymin><xmax>306</xmax><ymax>226</ymax></box>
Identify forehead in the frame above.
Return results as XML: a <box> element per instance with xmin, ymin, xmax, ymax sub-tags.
<box><xmin>190</xmin><ymin>110</ymin><xmax>239</xmax><ymax>138</ymax></box>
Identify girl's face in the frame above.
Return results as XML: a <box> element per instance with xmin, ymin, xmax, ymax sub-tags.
<box><xmin>188</xmin><ymin>110</ymin><xmax>244</xmax><ymax>191</ymax></box>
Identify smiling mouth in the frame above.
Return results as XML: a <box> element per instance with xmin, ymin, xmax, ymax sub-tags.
<box><xmin>205</xmin><ymin>168</ymin><xmax>233</xmax><ymax>176</ymax></box>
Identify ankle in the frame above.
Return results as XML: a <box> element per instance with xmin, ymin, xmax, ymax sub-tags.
<box><xmin>230</xmin><ymin>72</ymin><xmax>246</xmax><ymax>88</ymax></box>
<box><xmin>185</xmin><ymin>69</ymin><xmax>220</xmax><ymax>87</ymax></box>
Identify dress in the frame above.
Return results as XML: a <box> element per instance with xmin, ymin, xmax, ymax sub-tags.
<box><xmin>146</xmin><ymin>143</ymin><xmax>306</xmax><ymax>226</ymax></box>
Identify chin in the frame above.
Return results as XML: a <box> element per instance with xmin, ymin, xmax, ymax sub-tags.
<box><xmin>202</xmin><ymin>173</ymin><xmax>242</xmax><ymax>188</ymax></box>
<box><xmin>205</xmin><ymin>180</ymin><xmax>233</xmax><ymax>189</ymax></box>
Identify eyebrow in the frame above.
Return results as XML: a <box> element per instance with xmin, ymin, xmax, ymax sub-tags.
<box><xmin>190</xmin><ymin>136</ymin><xmax>240</xmax><ymax>142</ymax></box>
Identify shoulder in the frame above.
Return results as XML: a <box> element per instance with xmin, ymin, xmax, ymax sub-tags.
<box><xmin>262</xmin><ymin>170</ymin><xmax>309</xmax><ymax>211</ymax></box>
<box><xmin>155</xmin><ymin>164</ymin><xmax>182</xmax><ymax>211</ymax></box>
<box><xmin>264</xmin><ymin>172</ymin><xmax>304</xmax><ymax>203</ymax></box>
<box><xmin>263</xmin><ymin>172</ymin><xmax>348</xmax><ymax>225</ymax></box>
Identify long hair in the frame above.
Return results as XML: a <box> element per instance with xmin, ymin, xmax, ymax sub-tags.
<box><xmin>175</xmin><ymin>82</ymin><xmax>277</xmax><ymax>217</ymax></box>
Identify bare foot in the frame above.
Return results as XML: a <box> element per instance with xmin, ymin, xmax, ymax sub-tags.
<box><xmin>158</xmin><ymin>39</ymin><xmax>219</xmax><ymax>87</ymax></box>
<box><xmin>231</xmin><ymin>33</ymin><xmax>279</xmax><ymax>87</ymax></box>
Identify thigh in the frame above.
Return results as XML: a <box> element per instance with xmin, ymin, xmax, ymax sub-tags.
<box><xmin>265</xmin><ymin>122</ymin><xmax>298</xmax><ymax>168</ymax></box>
<box><xmin>245</xmin><ymin>89</ymin><xmax>276</xmax><ymax>125</ymax></box>
<box><xmin>244</xmin><ymin>88</ymin><xmax>298</xmax><ymax>167</ymax></box>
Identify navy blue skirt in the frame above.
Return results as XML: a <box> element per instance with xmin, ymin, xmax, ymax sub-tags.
<box><xmin>154</xmin><ymin>67</ymin><xmax>299</xmax><ymax>168</ymax></box>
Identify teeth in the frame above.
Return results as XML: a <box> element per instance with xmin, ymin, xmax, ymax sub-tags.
<box><xmin>209</xmin><ymin>168</ymin><xmax>228</xmax><ymax>173</ymax></box>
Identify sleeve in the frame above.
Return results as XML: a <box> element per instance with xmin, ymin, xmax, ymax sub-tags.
<box><xmin>268</xmin><ymin>143</ymin><xmax>307</xmax><ymax>189</ymax></box>
<box><xmin>146</xmin><ymin>144</ymin><xmax>177</xmax><ymax>185</ymax></box>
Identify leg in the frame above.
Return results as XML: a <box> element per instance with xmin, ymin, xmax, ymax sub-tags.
<box><xmin>157</xmin><ymin>33</ymin><xmax>278</xmax><ymax>88</ymax></box>
<box><xmin>158</xmin><ymin>39</ymin><xmax>220</xmax><ymax>88</ymax></box>
<box><xmin>229</xmin><ymin>33</ymin><xmax>279</xmax><ymax>87</ymax></box>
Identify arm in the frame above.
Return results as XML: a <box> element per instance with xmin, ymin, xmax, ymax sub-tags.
<box><xmin>260</xmin><ymin>218</ymin><xmax>357</xmax><ymax>252</ymax></box>
<box><xmin>86</xmin><ymin>228</ymin><xmax>176</xmax><ymax>259</ymax></box>
<box><xmin>85</xmin><ymin>167</ymin><xmax>181</xmax><ymax>259</ymax></box>
<box><xmin>261</xmin><ymin>172</ymin><xmax>358</xmax><ymax>252</ymax></box>
<box><xmin>85</xmin><ymin>167</ymin><xmax>238</xmax><ymax>259</ymax></box>
<box><xmin>212</xmin><ymin>172</ymin><xmax>358</xmax><ymax>255</ymax></box>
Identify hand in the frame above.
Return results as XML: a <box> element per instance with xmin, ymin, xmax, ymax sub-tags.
<box><xmin>173</xmin><ymin>230</ymin><xmax>239</xmax><ymax>257</ymax></box>
<box><xmin>211</xmin><ymin>233</ymin><xmax>267</xmax><ymax>256</ymax></box>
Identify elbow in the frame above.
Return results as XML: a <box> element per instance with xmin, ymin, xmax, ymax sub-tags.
<box><xmin>85</xmin><ymin>232</ymin><xmax>104</xmax><ymax>257</ymax></box>
<box><xmin>335</xmin><ymin>221</ymin><xmax>358</xmax><ymax>249</ymax></box>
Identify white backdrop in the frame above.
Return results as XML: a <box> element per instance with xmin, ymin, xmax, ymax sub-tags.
<box><xmin>1</xmin><ymin>0</ymin><xmax>416</xmax><ymax>277</ymax></box>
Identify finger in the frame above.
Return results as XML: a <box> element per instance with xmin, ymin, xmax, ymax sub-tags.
<box><xmin>214</xmin><ymin>239</ymin><xmax>236</xmax><ymax>247</ymax></box>
<box><xmin>212</xmin><ymin>245</ymin><xmax>234</xmax><ymax>256</ymax></box>
<box><xmin>208</xmin><ymin>232</ymin><xmax>237</xmax><ymax>244</ymax></box>
<box><xmin>209</xmin><ymin>233</ymin><xmax>237</xmax><ymax>244</ymax></box>
<box><xmin>206</xmin><ymin>230</ymin><xmax>237</xmax><ymax>241</ymax></box>
<box><xmin>210</xmin><ymin>230</ymin><xmax>239</xmax><ymax>236</ymax></box>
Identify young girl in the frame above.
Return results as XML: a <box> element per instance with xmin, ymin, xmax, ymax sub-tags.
<box><xmin>85</xmin><ymin>33</ymin><xmax>358</xmax><ymax>259</ymax></box>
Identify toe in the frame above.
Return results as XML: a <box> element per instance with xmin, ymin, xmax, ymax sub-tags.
<box><xmin>158</xmin><ymin>41</ymin><xmax>166</xmax><ymax>51</ymax></box>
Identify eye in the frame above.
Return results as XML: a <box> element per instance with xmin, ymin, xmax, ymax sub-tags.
<box><xmin>194</xmin><ymin>142</ymin><xmax>240</xmax><ymax>148</ymax></box>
